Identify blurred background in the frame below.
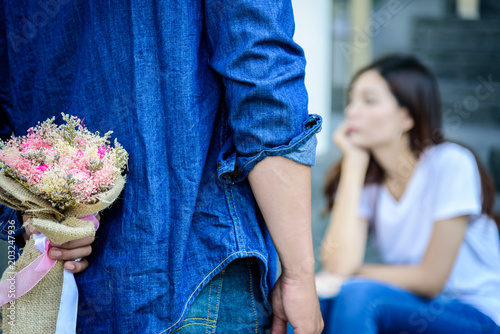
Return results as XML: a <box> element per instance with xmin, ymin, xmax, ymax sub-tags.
<box><xmin>290</xmin><ymin>0</ymin><xmax>500</xmax><ymax>270</ymax></box>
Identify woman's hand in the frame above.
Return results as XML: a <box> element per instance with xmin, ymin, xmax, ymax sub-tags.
<box><xmin>22</xmin><ymin>213</ymin><xmax>100</xmax><ymax>274</ymax></box>
<box><xmin>315</xmin><ymin>271</ymin><xmax>347</xmax><ymax>299</ymax></box>
<box><xmin>333</xmin><ymin>121</ymin><xmax>370</xmax><ymax>168</ymax></box>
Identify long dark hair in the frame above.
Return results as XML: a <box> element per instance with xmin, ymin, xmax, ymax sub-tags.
<box><xmin>323</xmin><ymin>55</ymin><xmax>499</xmax><ymax>229</ymax></box>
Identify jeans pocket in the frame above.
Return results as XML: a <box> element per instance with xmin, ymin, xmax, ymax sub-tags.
<box><xmin>173</xmin><ymin>268</ymin><xmax>225</xmax><ymax>334</ymax></box>
<box><xmin>214</xmin><ymin>257</ymin><xmax>272</xmax><ymax>333</ymax></box>
<box><xmin>174</xmin><ymin>257</ymin><xmax>272</xmax><ymax>334</ymax></box>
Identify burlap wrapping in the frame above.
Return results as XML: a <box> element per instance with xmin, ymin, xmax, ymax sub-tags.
<box><xmin>0</xmin><ymin>169</ymin><xmax>125</xmax><ymax>333</ymax></box>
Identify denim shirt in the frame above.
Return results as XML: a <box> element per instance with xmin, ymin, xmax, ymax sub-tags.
<box><xmin>0</xmin><ymin>1</ymin><xmax>322</xmax><ymax>333</ymax></box>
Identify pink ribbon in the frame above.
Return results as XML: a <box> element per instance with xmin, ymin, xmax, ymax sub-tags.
<box><xmin>35</xmin><ymin>239</ymin><xmax>56</xmax><ymax>272</ymax></box>
<box><xmin>0</xmin><ymin>214</ymin><xmax>99</xmax><ymax>306</ymax></box>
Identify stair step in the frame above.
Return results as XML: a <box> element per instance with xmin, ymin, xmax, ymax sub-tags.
<box><xmin>412</xmin><ymin>19</ymin><xmax>500</xmax><ymax>52</ymax></box>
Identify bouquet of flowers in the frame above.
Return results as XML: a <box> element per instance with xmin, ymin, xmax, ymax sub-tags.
<box><xmin>0</xmin><ymin>114</ymin><xmax>128</xmax><ymax>334</ymax></box>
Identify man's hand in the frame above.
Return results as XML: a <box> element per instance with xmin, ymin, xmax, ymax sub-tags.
<box><xmin>271</xmin><ymin>268</ymin><xmax>324</xmax><ymax>334</ymax></box>
<box><xmin>22</xmin><ymin>213</ymin><xmax>99</xmax><ymax>273</ymax></box>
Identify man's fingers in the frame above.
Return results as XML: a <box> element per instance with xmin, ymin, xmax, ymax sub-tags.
<box><xmin>23</xmin><ymin>225</ymin><xmax>39</xmax><ymax>235</ymax></box>
<box><xmin>22</xmin><ymin>214</ymin><xmax>95</xmax><ymax>275</ymax></box>
<box><xmin>50</xmin><ymin>236</ymin><xmax>95</xmax><ymax>249</ymax></box>
<box><xmin>270</xmin><ymin>316</ymin><xmax>287</xmax><ymax>334</ymax></box>
<box><xmin>27</xmin><ymin>226</ymin><xmax>40</xmax><ymax>235</ymax></box>
<box><xmin>64</xmin><ymin>258</ymin><xmax>89</xmax><ymax>274</ymax></box>
<box><xmin>22</xmin><ymin>214</ymin><xmax>33</xmax><ymax>223</ymax></box>
<box><xmin>49</xmin><ymin>245</ymin><xmax>92</xmax><ymax>261</ymax></box>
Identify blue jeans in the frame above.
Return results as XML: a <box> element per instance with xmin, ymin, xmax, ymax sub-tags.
<box><xmin>317</xmin><ymin>278</ymin><xmax>500</xmax><ymax>334</ymax></box>
<box><xmin>173</xmin><ymin>257</ymin><xmax>273</xmax><ymax>333</ymax></box>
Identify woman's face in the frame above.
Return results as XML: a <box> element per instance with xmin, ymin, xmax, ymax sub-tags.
<box><xmin>344</xmin><ymin>69</ymin><xmax>414</xmax><ymax>149</ymax></box>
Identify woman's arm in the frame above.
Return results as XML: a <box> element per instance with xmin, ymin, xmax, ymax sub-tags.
<box><xmin>356</xmin><ymin>215</ymin><xmax>468</xmax><ymax>298</ymax></box>
<box><xmin>320</xmin><ymin>158</ymin><xmax>370</xmax><ymax>276</ymax></box>
<box><xmin>320</xmin><ymin>122</ymin><xmax>371</xmax><ymax>277</ymax></box>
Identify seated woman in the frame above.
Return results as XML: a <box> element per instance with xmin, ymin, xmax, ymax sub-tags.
<box><xmin>317</xmin><ymin>55</ymin><xmax>500</xmax><ymax>333</ymax></box>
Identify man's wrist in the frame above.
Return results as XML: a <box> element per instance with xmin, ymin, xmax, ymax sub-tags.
<box><xmin>280</xmin><ymin>256</ymin><xmax>316</xmax><ymax>280</ymax></box>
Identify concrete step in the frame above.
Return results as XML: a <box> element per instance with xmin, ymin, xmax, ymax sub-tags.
<box><xmin>438</xmin><ymin>79</ymin><xmax>500</xmax><ymax>125</ymax></box>
<box><xmin>412</xmin><ymin>19</ymin><xmax>500</xmax><ymax>52</ymax></box>
<box><xmin>411</xmin><ymin>18</ymin><xmax>500</xmax><ymax>82</ymax></box>
<box><xmin>414</xmin><ymin>51</ymin><xmax>500</xmax><ymax>82</ymax></box>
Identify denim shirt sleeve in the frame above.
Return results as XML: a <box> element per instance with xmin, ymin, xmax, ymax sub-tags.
<box><xmin>205</xmin><ymin>0</ymin><xmax>322</xmax><ymax>184</ymax></box>
<box><xmin>280</xmin><ymin>131</ymin><xmax>319</xmax><ymax>167</ymax></box>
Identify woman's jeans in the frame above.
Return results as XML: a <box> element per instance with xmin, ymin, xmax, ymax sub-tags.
<box><xmin>173</xmin><ymin>257</ymin><xmax>272</xmax><ymax>333</ymax></box>
<box><xmin>314</xmin><ymin>278</ymin><xmax>500</xmax><ymax>334</ymax></box>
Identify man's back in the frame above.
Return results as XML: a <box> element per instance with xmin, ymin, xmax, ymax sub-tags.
<box><xmin>0</xmin><ymin>0</ymin><xmax>321</xmax><ymax>332</ymax></box>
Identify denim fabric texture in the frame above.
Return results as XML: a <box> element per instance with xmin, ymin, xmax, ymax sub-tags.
<box><xmin>301</xmin><ymin>278</ymin><xmax>500</xmax><ymax>334</ymax></box>
<box><xmin>173</xmin><ymin>257</ymin><xmax>272</xmax><ymax>334</ymax></box>
<box><xmin>0</xmin><ymin>0</ymin><xmax>321</xmax><ymax>332</ymax></box>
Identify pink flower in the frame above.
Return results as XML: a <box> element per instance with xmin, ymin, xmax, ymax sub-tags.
<box><xmin>37</xmin><ymin>164</ymin><xmax>49</xmax><ymax>172</ymax></box>
<box><xmin>97</xmin><ymin>147</ymin><xmax>107</xmax><ymax>159</ymax></box>
<box><xmin>0</xmin><ymin>114</ymin><xmax>128</xmax><ymax>207</ymax></box>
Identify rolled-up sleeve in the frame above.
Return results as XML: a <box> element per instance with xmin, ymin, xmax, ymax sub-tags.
<box><xmin>205</xmin><ymin>0</ymin><xmax>322</xmax><ymax>184</ymax></box>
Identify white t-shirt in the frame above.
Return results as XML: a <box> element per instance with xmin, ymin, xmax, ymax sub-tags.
<box><xmin>359</xmin><ymin>141</ymin><xmax>500</xmax><ymax>325</ymax></box>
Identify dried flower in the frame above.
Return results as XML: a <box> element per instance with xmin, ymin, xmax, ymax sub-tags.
<box><xmin>0</xmin><ymin>113</ymin><xmax>129</xmax><ymax>210</ymax></box>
